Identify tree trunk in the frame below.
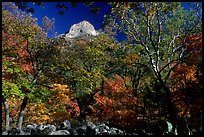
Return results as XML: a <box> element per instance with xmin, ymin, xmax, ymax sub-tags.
<box><xmin>3</xmin><ymin>97</ymin><xmax>10</xmax><ymax>131</ymax></box>
<box><xmin>156</xmin><ymin>75</ymin><xmax>179</xmax><ymax>131</ymax></box>
<box><xmin>157</xmin><ymin>76</ymin><xmax>191</xmax><ymax>135</ymax></box>
<box><xmin>17</xmin><ymin>96</ymin><xmax>29</xmax><ymax>130</ymax></box>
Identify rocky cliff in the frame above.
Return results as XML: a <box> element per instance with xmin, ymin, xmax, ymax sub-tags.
<box><xmin>65</xmin><ymin>20</ymin><xmax>99</xmax><ymax>40</ymax></box>
<box><xmin>52</xmin><ymin>20</ymin><xmax>100</xmax><ymax>45</ymax></box>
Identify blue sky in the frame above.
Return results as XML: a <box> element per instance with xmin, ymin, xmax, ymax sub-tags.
<box><xmin>28</xmin><ymin>2</ymin><xmax>202</xmax><ymax>41</ymax></box>
<box><xmin>29</xmin><ymin>2</ymin><xmax>110</xmax><ymax>38</ymax></box>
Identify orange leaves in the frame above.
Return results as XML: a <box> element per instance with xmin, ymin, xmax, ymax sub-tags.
<box><xmin>172</xmin><ymin>64</ymin><xmax>197</xmax><ymax>83</ymax></box>
<box><xmin>93</xmin><ymin>74</ymin><xmax>143</xmax><ymax>129</ymax></box>
<box><xmin>104</xmin><ymin>74</ymin><xmax>127</xmax><ymax>93</ymax></box>
<box><xmin>170</xmin><ymin>34</ymin><xmax>202</xmax><ymax>121</ymax></box>
<box><xmin>184</xmin><ymin>34</ymin><xmax>202</xmax><ymax>49</ymax></box>
<box><xmin>94</xmin><ymin>93</ymin><xmax>113</xmax><ymax>105</ymax></box>
<box><xmin>171</xmin><ymin>34</ymin><xmax>202</xmax><ymax>89</ymax></box>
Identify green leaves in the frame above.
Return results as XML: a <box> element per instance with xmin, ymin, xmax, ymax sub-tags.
<box><xmin>2</xmin><ymin>2</ymin><xmax>54</xmax><ymax>103</ymax></box>
<box><xmin>2</xmin><ymin>81</ymin><xmax>24</xmax><ymax>98</ymax></box>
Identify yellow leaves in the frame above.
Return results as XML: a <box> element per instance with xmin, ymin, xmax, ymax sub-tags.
<box><xmin>24</xmin><ymin>102</ymin><xmax>50</xmax><ymax>124</ymax></box>
<box><xmin>48</xmin><ymin>111</ymin><xmax>70</xmax><ymax>124</ymax></box>
<box><xmin>51</xmin><ymin>84</ymin><xmax>70</xmax><ymax>95</ymax></box>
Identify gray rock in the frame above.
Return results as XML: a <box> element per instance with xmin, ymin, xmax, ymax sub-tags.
<box><xmin>86</xmin><ymin>122</ymin><xmax>96</xmax><ymax>135</ymax></box>
<box><xmin>18</xmin><ymin>130</ymin><xmax>30</xmax><ymax>135</ymax></box>
<box><xmin>36</xmin><ymin>124</ymin><xmax>46</xmax><ymax>131</ymax></box>
<box><xmin>51</xmin><ymin>130</ymin><xmax>70</xmax><ymax>135</ymax></box>
<box><xmin>109</xmin><ymin>128</ymin><xmax>118</xmax><ymax>135</ymax></box>
<box><xmin>8</xmin><ymin>128</ymin><xmax>20</xmax><ymax>135</ymax></box>
<box><xmin>65</xmin><ymin>20</ymin><xmax>98</xmax><ymax>39</ymax></box>
<box><xmin>31</xmin><ymin>128</ymin><xmax>40</xmax><ymax>135</ymax></box>
<box><xmin>57</xmin><ymin>120</ymin><xmax>71</xmax><ymax>130</ymax></box>
<box><xmin>109</xmin><ymin>127</ymin><xmax>125</xmax><ymax>135</ymax></box>
<box><xmin>2</xmin><ymin>131</ymin><xmax>8</xmax><ymax>135</ymax></box>
<box><xmin>23</xmin><ymin>124</ymin><xmax>35</xmax><ymax>133</ymax></box>
<box><xmin>95</xmin><ymin>123</ymin><xmax>109</xmax><ymax>135</ymax></box>
<box><xmin>132</xmin><ymin>132</ymin><xmax>139</xmax><ymax>135</ymax></box>
<box><xmin>98</xmin><ymin>123</ymin><xmax>109</xmax><ymax>130</ymax></box>
<box><xmin>42</xmin><ymin>125</ymin><xmax>56</xmax><ymax>135</ymax></box>
<box><xmin>30</xmin><ymin>124</ymin><xmax>43</xmax><ymax>135</ymax></box>
<box><xmin>3</xmin><ymin>121</ymin><xmax>159</xmax><ymax>135</ymax></box>
<box><xmin>87</xmin><ymin>122</ymin><xmax>96</xmax><ymax>129</ymax></box>
<box><xmin>32</xmin><ymin>123</ymin><xmax>38</xmax><ymax>128</ymax></box>
<box><xmin>76</xmin><ymin>125</ymin><xmax>87</xmax><ymax>135</ymax></box>
<box><xmin>69</xmin><ymin>128</ymin><xmax>78</xmax><ymax>135</ymax></box>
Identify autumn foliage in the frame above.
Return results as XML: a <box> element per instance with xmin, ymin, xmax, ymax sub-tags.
<box><xmin>170</xmin><ymin>34</ymin><xmax>202</xmax><ymax>129</ymax></box>
<box><xmin>23</xmin><ymin>84</ymin><xmax>80</xmax><ymax>125</ymax></box>
<box><xmin>2</xmin><ymin>31</ymin><xmax>33</xmax><ymax>74</ymax></box>
<box><xmin>2</xmin><ymin>2</ymin><xmax>202</xmax><ymax>134</ymax></box>
<box><xmin>93</xmin><ymin>74</ymin><xmax>145</xmax><ymax>129</ymax></box>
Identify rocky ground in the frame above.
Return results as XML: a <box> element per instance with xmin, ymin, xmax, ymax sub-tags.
<box><xmin>2</xmin><ymin>120</ymin><xmax>151</xmax><ymax>135</ymax></box>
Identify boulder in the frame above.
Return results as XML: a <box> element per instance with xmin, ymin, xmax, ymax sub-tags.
<box><xmin>36</xmin><ymin>124</ymin><xmax>46</xmax><ymax>131</ymax></box>
<box><xmin>2</xmin><ymin>131</ymin><xmax>8</xmax><ymax>135</ymax></box>
<box><xmin>57</xmin><ymin>120</ymin><xmax>71</xmax><ymax>130</ymax></box>
<box><xmin>109</xmin><ymin>127</ymin><xmax>125</xmax><ymax>135</ymax></box>
<box><xmin>76</xmin><ymin>125</ymin><xmax>87</xmax><ymax>135</ymax></box>
<box><xmin>146</xmin><ymin>119</ymin><xmax>174</xmax><ymax>135</ymax></box>
<box><xmin>86</xmin><ymin>122</ymin><xmax>96</xmax><ymax>135</ymax></box>
<box><xmin>95</xmin><ymin>123</ymin><xmax>109</xmax><ymax>135</ymax></box>
<box><xmin>42</xmin><ymin>125</ymin><xmax>56</xmax><ymax>135</ymax></box>
<box><xmin>18</xmin><ymin>130</ymin><xmax>30</xmax><ymax>135</ymax></box>
<box><xmin>7</xmin><ymin>128</ymin><xmax>20</xmax><ymax>135</ymax></box>
<box><xmin>69</xmin><ymin>128</ymin><xmax>78</xmax><ymax>135</ymax></box>
<box><xmin>51</xmin><ymin>130</ymin><xmax>70</xmax><ymax>135</ymax></box>
<box><xmin>30</xmin><ymin>128</ymin><xmax>40</xmax><ymax>135</ymax></box>
<box><xmin>2</xmin><ymin>120</ymin><xmax>168</xmax><ymax>135</ymax></box>
<box><xmin>23</xmin><ymin>124</ymin><xmax>35</xmax><ymax>133</ymax></box>
<box><xmin>32</xmin><ymin>123</ymin><xmax>38</xmax><ymax>128</ymax></box>
<box><xmin>109</xmin><ymin>127</ymin><xmax>118</xmax><ymax>135</ymax></box>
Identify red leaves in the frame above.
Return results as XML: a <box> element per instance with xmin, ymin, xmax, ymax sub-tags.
<box><xmin>172</xmin><ymin>34</ymin><xmax>202</xmax><ymax>86</ymax></box>
<box><xmin>170</xmin><ymin>34</ymin><xmax>202</xmax><ymax>119</ymax></box>
<box><xmin>2</xmin><ymin>31</ymin><xmax>33</xmax><ymax>74</ymax></box>
<box><xmin>105</xmin><ymin>74</ymin><xmax>127</xmax><ymax>93</ymax></box>
<box><xmin>183</xmin><ymin>34</ymin><xmax>202</xmax><ymax>65</ymax></box>
<box><xmin>66</xmin><ymin>100</ymin><xmax>80</xmax><ymax>118</ymax></box>
<box><xmin>93</xmin><ymin>74</ymin><xmax>143</xmax><ymax>129</ymax></box>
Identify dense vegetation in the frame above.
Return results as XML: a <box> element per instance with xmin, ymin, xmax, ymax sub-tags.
<box><xmin>2</xmin><ymin>2</ymin><xmax>202</xmax><ymax>135</ymax></box>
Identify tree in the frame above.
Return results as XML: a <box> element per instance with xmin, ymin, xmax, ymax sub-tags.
<box><xmin>2</xmin><ymin>2</ymin><xmax>55</xmax><ymax>130</ymax></box>
<box><xmin>170</xmin><ymin>34</ymin><xmax>202</xmax><ymax>134</ymax></box>
<box><xmin>47</xmin><ymin>33</ymin><xmax>119</xmax><ymax>121</ymax></box>
<box><xmin>93</xmin><ymin>74</ymin><xmax>146</xmax><ymax>130</ymax></box>
<box><xmin>108</xmin><ymin>42</ymin><xmax>152</xmax><ymax>95</ymax></box>
<box><xmin>104</xmin><ymin>2</ymin><xmax>202</xmax><ymax>134</ymax></box>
